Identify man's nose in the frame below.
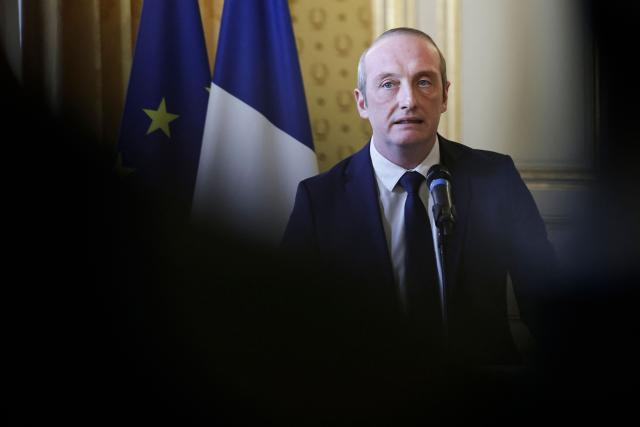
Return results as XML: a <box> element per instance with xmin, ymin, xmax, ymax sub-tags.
<box><xmin>398</xmin><ymin>83</ymin><xmax>416</xmax><ymax>110</ymax></box>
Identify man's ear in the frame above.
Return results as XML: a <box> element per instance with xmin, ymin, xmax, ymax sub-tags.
<box><xmin>441</xmin><ymin>81</ymin><xmax>451</xmax><ymax>113</ymax></box>
<box><xmin>354</xmin><ymin>88</ymin><xmax>369</xmax><ymax>119</ymax></box>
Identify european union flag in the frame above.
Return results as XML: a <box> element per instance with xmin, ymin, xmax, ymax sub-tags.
<box><xmin>118</xmin><ymin>0</ymin><xmax>210</xmax><ymax>212</ymax></box>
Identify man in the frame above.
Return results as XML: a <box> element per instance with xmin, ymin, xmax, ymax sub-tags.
<box><xmin>282</xmin><ymin>28</ymin><xmax>555</xmax><ymax>367</ymax></box>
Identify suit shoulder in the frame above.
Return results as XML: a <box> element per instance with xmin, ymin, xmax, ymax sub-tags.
<box><xmin>445</xmin><ymin>140</ymin><xmax>515</xmax><ymax>173</ymax></box>
<box><xmin>298</xmin><ymin>150</ymin><xmax>358</xmax><ymax>190</ymax></box>
<box><xmin>442</xmin><ymin>139</ymin><xmax>519</xmax><ymax>187</ymax></box>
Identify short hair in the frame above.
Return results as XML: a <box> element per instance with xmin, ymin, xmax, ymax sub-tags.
<box><xmin>357</xmin><ymin>28</ymin><xmax>448</xmax><ymax>103</ymax></box>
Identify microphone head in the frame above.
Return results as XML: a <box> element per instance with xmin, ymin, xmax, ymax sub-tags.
<box><xmin>426</xmin><ymin>164</ymin><xmax>455</xmax><ymax>234</ymax></box>
<box><xmin>426</xmin><ymin>164</ymin><xmax>452</xmax><ymax>187</ymax></box>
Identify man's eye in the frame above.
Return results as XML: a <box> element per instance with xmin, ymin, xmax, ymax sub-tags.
<box><xmin>381</xmin><ymin>81</ymin><xmax>394</xmax><ymax>89</ymax></box>
<box><xmin>418</xmin><ymin>79</ymin><xmax>432</xmax><ymax>87</ymax></box>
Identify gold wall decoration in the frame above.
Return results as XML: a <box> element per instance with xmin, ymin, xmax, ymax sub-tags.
<box><xmin>309</xmin><ymin>8</ymin><xmax>327</xmax><ymax>30</ymax></box>
<box><xmin>361</xmin><ymin>120</ymin><xmax>372</xmax><ymax>137</ymax></box>
<box><xmin>290</xmin><ymin>0</ymin><xmax>373</xmax><ymax>172</ymax></box>
<box><xmin>310</xmin><ymin>62</ymin><xmax>329</xmax><ymax>85</ymax></box>
<box><xmin>312</xmin><ymin>118</ymin><xmax>331</xmax><ymax>141</ymax></box>
<box><xmin>336</xmin><ymin>90</ymin><xmax>353</xmax><ymax>112</ymax></box>
<box><xmin>333</xmin><ymin>34</ymin><xmax>353</xmax><ymax>57</ymax></box>
<box><xmin>358</xmin><ymin>5</ymin><xmax>372</xmax><ymax>28</ymax></box>
<box><xmin>198</xmin><ymin>0</ymin><xmax>224</xmax><ymax>73</ymax></box>
<box><xmin>295</xmin><ymin>37</ymin><xmax>304</xmax><ymax>55</ymax></box>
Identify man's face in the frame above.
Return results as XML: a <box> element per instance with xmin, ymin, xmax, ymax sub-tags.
<box><xmin>355</xmin><ymin>34</ymin><xmax>449</xmax><ymax>156</ymax></box>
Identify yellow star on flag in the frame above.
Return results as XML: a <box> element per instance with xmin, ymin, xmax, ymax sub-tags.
<box><xmin>143</xmin><ymin>98</ymin><xmax>179</xmax><ymax>138</ymax></box>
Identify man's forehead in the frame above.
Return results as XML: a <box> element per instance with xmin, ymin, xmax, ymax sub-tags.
<box><xmin>367</xmin><ymin>33</ymin><xmax>436</xmax><ymax>59</ymax></box>
<box><xmin>365</xmin><ymin>34</ymin><xmax>440</xmax><ymax>75</ymax></box>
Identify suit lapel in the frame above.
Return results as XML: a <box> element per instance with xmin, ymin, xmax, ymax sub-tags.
<box><xmin>343</xmin><ymin>143</ymin><xmax>395</xmax><ymax>287</ymax></box>
<box><xmin>439</xmin><ymin>136</ymin><xmax>471</xmax><ymax>295</ymax></box>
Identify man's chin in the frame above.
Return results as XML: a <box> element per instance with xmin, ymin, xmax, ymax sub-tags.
<box><xmin>391</xmin><ymin>136</ymin><xmax>435</xmax><ymax>150</ymax></box>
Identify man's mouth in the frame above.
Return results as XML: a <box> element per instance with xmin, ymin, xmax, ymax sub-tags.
<box><xmin>393</xmin><ymin>118</ymin><xmax>423</xmax><ymax>125</ymax></box>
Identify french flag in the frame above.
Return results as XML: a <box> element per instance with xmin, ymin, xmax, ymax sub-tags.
<box><xmin>192</xmin><ymin>0</ymin><xmax>318</xmax><ymax>244</ymax></box>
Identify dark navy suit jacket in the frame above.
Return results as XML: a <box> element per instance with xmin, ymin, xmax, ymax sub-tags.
<box><xmin>282</xmin><ymin>136</ymin><xmax>555</xmax><ymax>365</ymax></box>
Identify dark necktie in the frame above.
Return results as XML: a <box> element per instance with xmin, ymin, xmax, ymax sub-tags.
<box><xmin>398</xmin><ymin>171</ymin><xmax>443</xmax><ymax>339</ymax></box>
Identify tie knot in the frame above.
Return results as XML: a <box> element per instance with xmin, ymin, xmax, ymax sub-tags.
<box><xmin>399</xmin><ymin>171</ymin><xmax>424</xmax><ymax>194</ymax></box>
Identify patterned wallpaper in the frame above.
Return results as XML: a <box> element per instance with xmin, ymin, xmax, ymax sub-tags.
<box><xmin>289</xmin><ymin>0</ymin><xmax>373</xmax><ymax>172</ymax></box>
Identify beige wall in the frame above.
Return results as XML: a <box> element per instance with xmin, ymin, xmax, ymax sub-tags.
<box><xmin>409</xmin><ymin>0</ymin><xmax>594</xmax><ymax>255</ymax></box>
<box><xmin>457</xmin><ymin>0</ymin><xmax>594</xmax><ymax>263</ymax></box>
<box><xmin>460</xmin><ymin>0</ymin><xmax>593</xmax><ymax>170</ymax></box>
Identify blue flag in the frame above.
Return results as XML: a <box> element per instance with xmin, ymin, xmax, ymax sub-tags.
<box><xmin>118</xmin><ymin>0</ymin><xmax>210</xmax><ymax>209</ymax></box>
<box><xmin>193</xmin><ymin>0</ymin><xmax>318</xmax><ymax>244</ymax></box>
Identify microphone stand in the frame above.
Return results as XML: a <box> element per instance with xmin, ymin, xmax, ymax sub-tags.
<box><xmin>427</xmin><ymin>164</ymin><xmax>455</xmax><ymax>354</ymax></box>
<box><xmin>433</xmin><ymin>207</ymin><xmax>452</xmax><ymax>348</ymax></box>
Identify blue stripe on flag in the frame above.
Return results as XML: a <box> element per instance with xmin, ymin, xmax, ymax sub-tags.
<box><xmin>213</xmin><ymin>0</ymin><xmax>313</xmax><ymax>150</ymax></box>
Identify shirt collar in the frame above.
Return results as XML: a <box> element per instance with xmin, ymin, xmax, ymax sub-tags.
<box><xmin>370</xmin><ymin>135</ymin><xmax>441</xmax><ymax>192</ymax></box>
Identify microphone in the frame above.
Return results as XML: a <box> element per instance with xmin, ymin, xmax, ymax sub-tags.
<box><xmin>426</xmin><ymin>164</ymin><xmax>456</xmax><ymax>235</ymax></box>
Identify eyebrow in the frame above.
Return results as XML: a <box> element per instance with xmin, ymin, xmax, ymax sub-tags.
<box><xmin>373</xmin><ymin>69</ymin><xmax>439</xmax><ymax>82</ymax></box>
<box><xmin>373</xmin><ymin>72</ymin><xmax>399</xmax><ymax>82</ymax></box>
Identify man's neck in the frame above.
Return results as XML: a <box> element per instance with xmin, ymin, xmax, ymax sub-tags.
<box><xmin>372</xmin><ymin>137</ymin><xmax>437</xmax><ymax>170</ymax></box>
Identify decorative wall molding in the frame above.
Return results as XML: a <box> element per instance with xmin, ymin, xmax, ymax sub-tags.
<box><xmin>372</xmin><ymin>0</ymin><xmax>416</xmax><ymax>35</ymax></box>
<box><xmin>436</xmin><ymin>0</ymin><xmax>461</xmax><ymax>142</ymax></box>
<box><xmin>519</xmin><ymin>168</ymin><xmax>595</xmax><ymax>188</ymax></box>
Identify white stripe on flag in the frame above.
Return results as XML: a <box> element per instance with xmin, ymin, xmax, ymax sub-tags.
<box><xmin>192</xmin><ymin>84</ymin><xmax>318</xmax><ymax>244</ymax></box>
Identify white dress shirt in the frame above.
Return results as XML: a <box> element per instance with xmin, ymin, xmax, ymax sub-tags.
<box><xmin>369</xmin><ymin>138</ymin><xmax>441</xmax><ymax>308</ymax></box>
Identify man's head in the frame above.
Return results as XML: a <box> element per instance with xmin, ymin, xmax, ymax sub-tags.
<box><xmin>354</xmin><ymin>28</ymin><xmax>450</xmax><ymax>168</ymax></box>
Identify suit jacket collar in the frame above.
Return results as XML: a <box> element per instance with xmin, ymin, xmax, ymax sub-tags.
<box><xmin>343</xmin><ymin>143</ymin><xmax>395</xmax><ymax>288</ymax></box>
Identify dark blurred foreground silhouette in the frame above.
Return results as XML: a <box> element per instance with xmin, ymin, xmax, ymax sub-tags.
<box><xmin>6</xmin><ymin>2</ymin><xmax>640</xmax><ymax>424</ymax></box>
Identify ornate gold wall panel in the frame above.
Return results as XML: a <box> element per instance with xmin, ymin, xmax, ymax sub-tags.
<box><xmin>289</xmin><ymin>0</ymin><xmax>373</xmax><ymax>172</ymax></box>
